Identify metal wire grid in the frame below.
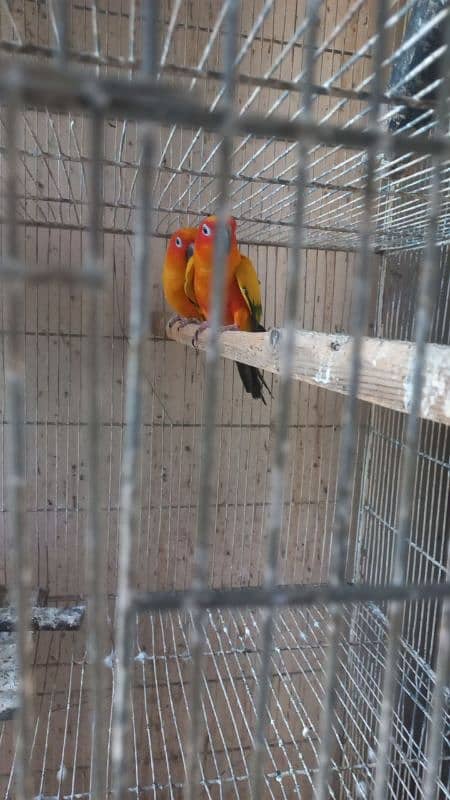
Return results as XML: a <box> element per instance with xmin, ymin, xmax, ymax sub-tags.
<box><xmin>340</xmin><ymin>244</ymin><xmax>450</xmax><ymax>798</ymax></box>
<box><xmin>0</xmin><ymin>0</ymin><xmax>449</xmax><ymax>251</ymax></box>
<box><xmin>2</xmin><ymin>605</ymin><xmax>447</xmax><ymax>798</ymax></box>
<box><xmin>0</xmin><ymin>0</ymin><xmax>446</xmax><ymax>796</ymax></box>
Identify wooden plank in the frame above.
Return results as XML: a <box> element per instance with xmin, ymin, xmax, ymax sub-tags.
<box><xmin>0</xmin><ymin>605</ymin><xmax>85</xmax><ymax>632</ymax></box>
<box><xmin>0</xmin><ymin>634</ymin><xmax>17</xmax><ymax>720</ymax></box>
<box><xmin>167</xmin><ymin>323</ymin><xmax>450</xmax><ymax>425</ymax></box>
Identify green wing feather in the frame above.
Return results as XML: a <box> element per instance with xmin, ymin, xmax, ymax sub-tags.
<box><xmin>235</xmin><ymin>255</ymin><xmax>262</xmax><ymax>324</ymax></box>
<box><xmin>184</xmin><ymin>256</ymin><xmax>199</xmax><ymax>308</ymax></box>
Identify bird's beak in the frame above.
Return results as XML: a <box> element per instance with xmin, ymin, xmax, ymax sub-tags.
<box><xmin>187</xmin><ymin>243</ymin><xmax>194</xmax><ymax>259</ymax></box>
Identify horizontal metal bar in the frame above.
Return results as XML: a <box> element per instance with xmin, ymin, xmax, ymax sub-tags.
<box><xmin>1</xmin><ymin>197</ymin><xmax>366</xmax><ymax>240</ymax></box>
<box><xmin>133</xmin><ymin>581</ymin><xmax>450</xmax><ymax>613</ymax></box>
<box><xmin>0</xmin><ymin>39</ymin><xmax>434</xmax><ymax>112</ymax></box>
<box><xmin>1</xmin><ymin>190</ymin><xmax>425</xmax><ymax>248</ymax></box>
<box><xmin>163</xmin><ymin>62</ymin><xmax>437</xmax><ymax>112</ymax></box>
<box><xmin>0</xmin><ymin>62</ymin><xmax>449</xmax><ymax>160</ymax></box>
<box><xmin>0</xmin><ymin>217</ymin><xmax>363</xmax><ymax>252</ymax></box>
<box><xmin>2</xmin><ymin>156</ymin><xmax>364</xmax><ymax>197</ymax></box>
<box><xmin>0</xmin><ymin>260</ymin><xmax>103</xmax><ymax>286</ymax></box>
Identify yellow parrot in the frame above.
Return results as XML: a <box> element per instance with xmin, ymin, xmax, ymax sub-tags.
<box><xmin>185</xmin><ymin>215</ymin><xmax>270</xmax><ymax>402</ymax></box>
<box><xmin>162</xmin><ymin>227</ymin><xmax>202</xmax><ymax>326</ymax></box>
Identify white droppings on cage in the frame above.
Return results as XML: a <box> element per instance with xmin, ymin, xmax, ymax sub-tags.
<box><xmin>315</xmin><ymin>364</ymin><xmax>331</xmax><ymax>385</ymax></box>
<box><xmin>420</xmin><ymin>348</ymin><xmax>449</xmax><ymax>417</ymax></box>
<box><xmin>355</xmin><ymin>779</ymin><xmax>368</xmax><ymax>798</ymax></box>
<box><xmin>103</xmin><ymin>651</ymin><xmax>115</xmax><ymax>669</ymax></box>
<box><xmin>367</xmin><ymin>746</ymin><xmax>377</xmax><ymax>764</ymax></box>
<box><xmin>134</xmin><ymin>650</ymin><xmax>148</xmax><ymax>662</ymax></box>
<box><xmin>403</xmin><ymin>350</ymin><xmax>416</xmax><ymax>413</ymax></box>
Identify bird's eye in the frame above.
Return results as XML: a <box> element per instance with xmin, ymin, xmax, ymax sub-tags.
<box><xmin>202</xmin><ymin>224</ymin><xmax>211</xmax><ymax>236</ymax></box>
<box><xmin>175</xmin><ymin>236</ymin><xmax>182</xmax><ymax>248</ymax></box>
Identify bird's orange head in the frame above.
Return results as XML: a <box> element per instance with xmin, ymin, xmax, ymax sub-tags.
<box><xmin>194</xmin><ymin>215</ymin><xmax>239</xmax><ymax>268</ymax></box>
<box><xmin>165</xmin><ymin>227</ymin><xmax>197</xmax><ymax>270</ymax></box>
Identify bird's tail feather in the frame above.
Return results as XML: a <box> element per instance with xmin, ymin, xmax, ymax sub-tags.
<box><xmin>236</xmin><ymin>319</ymin><xmax>272</xmax><ymax>403</ymax></box>
<box><xmin>236</xmin><ymin>362</ymin><xmax>270</xmax><ymax>404</ymax></box>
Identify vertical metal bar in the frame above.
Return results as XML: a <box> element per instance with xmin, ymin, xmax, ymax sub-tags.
<box><xmin>250</xmin><ymin>3</ymin><xmax>320</xmax><ymax>798</ymax></box>
<box><xmin>314</xmin><ymin>1</ymin><xmax>388</xmax><ymax>797</ymax></box>
<box><xmin>423</xmin><ymin>587</ymin><xmax>450</xmax><ymax>797</ymax></box>
<box><xmin>49</xmin><ymin>0</ymin><xmax>70</xmax><ymax>62</ymax></box>
<box><xmin>374</xmin><ymin>8</ymin><xmax>450</xmax><ymax>799</ymax></box>
<box><xmin>185</xmin><ymin>3</ymin><xmax>239</xmax><ymax>799</ymax></box>
<box><xmin>141</xmin><ymin>0</ymin><xmax>159</xmax><ymax>77</ymax></box>
<box><xmin>5</xmin><ymin>83</ymin><xmax>33</xmax><ymax>800</ymax></box>
<box><xmin>111</xmin><ymin>2</ymin><xmax>157</xmax><ymax>797</ymax></box>
<box><xmin>85</xmin><ymin>108</ymin><xmax>107</xmax><ymax>800</ymax></box>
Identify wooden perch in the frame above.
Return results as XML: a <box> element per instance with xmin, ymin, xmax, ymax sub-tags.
<box><xmin>167</xmin><ymin>323</ymin><xmax>450</xmax><ymax>425</ymax></box>
<box><xmin>0</xmin><ymin>605</ymin><xmax>85</xmax><ymax>632</ymax></box>
<box><xmin>0</xmin><ymin>634</ymin><xmax>17</xmax><ymax>720</ymax></box>
<box><xmin>0</xmin><ymin>600</ymin><xmax>85</xmax><ymax>719</ymax></box>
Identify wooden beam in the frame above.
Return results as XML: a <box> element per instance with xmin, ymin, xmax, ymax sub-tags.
<box><xmin>0</xmin><ymin>604</ymin><xmax>85</xmax><ymax>719</ymax></box>
<box><xmin>0</xmin><ymin>605</ymin><xmax>85</xmax><ymax>632</ymax></box>
<box><xmin>0</xmin><ymin>634</ymin><xmax>17</xmax><ymax>720</ymax></box>
<box><xmin>166</xmin><ymin>323</ymin><xmax>450</xmax><ymax>425</ymax></box>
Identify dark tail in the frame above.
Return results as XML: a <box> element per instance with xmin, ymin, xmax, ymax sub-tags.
<box><xmin>236</xmin><ymin>320</ymin><xmax>271</xmax><ymax>404</ymax></box>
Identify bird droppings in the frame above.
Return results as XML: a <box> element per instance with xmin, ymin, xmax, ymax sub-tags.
<box><xmin>403</xmin><ymin>352</ymin><xmax>415</xmax><ymax>412</ymax></box>
<box><xmin>356</xmin><ymin>780</ymin><xmax>367</xmax><ymax>798</ymax></box>
<box><xmin>420</xmin><ymin>353</ymin><xmax>447</xmax><ymax>418</ymax></box>
<box><xmin>103</xmin><ymin>650</ymin><xmax>115</xmax><ymax>669</ymax></box>
<box><xmin>315</xmin><ymin>364</ymin><xmax>331</xmax><ymax>385</ymax></box>
<box><xmin>134</xmin><ymin>650</ymin><xmax>148</xmax><ymax>662</ymax></box>
<box><xmin>56</xmin><ymin>764</ymin><xmax>67</xmax><ymax>783</ymax></box>
<box><xmin>270</xmin><ymin>328</ymin><xmax>281</xmax><ymax>348</ymax></box>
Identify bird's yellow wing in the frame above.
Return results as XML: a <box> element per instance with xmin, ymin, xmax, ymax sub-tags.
<box><xmin>235</xmin><ymin>254</ymin><xmax>262</xmax><ymax>324</ymax></box>
<box><xmin>184</xmin><ymin>255</ymin><xmax>198</xmax><ymax>308</ymax></box>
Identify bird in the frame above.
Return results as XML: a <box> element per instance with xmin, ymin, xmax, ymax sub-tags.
<box><xmin>162</xmin><ymin>227</ymin><xmax>202</xmax><ymax>327</ymax></box>
<box><xmin>185</xmin><ymin>215</ymin><xmax>271</xmax><ymax>403</ymax></box>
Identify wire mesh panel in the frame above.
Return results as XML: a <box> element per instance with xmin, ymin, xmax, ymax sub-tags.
<box><xmin>0</xmin><ymin>1</ymin><xmax>449</xmax><ymax>798</ymax></box>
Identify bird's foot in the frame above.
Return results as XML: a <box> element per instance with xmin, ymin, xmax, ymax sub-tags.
<box><xmin>220</xmin><ymin>324</ymin><xmax>239</xmax><ymax>332</ymax></box>
<box><xmin>168</xmin><ymin>314</ymin><xmax>183</xmax><ymax>328</ymax></box>
<box><xmin>181</xmin><ymin>317</ymin><xmax>202</xmax><ymax>328</ymax></box>
<box><xmin>192</xmin><ymin>321</ymin><xmax>210</xmax><ymax>348</ymax></box>
<box><xmin>168</xmin><ymin>314</ymin><xmax>202</xmax><ymax>330</ymax></box>
<box><xmin>168</xmin><ymin>314</ymin><xmax>199</xmax><ymax>329</ymax></box>
<box><xmin>192</xmin><ymin>322</ymin><xmax>239</xmax><ymax>349</ymax></box>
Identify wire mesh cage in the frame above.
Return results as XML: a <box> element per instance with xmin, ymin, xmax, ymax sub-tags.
<box><xmin>0</xmin><ymin>0</ymin><xmax>449</xmax><ymax>798</ymax></box>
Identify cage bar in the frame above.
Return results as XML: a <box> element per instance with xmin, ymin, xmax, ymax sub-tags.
<box><xmin>0</xmin><ymin>1</ymin><xmax>448</xmax><ymax>798</ymax></box>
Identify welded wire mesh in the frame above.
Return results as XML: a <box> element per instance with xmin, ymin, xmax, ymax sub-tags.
<box><xmin>0</xmin><ymin>1</ymin><xmax>449</xmax><ymax>799</ymax></box>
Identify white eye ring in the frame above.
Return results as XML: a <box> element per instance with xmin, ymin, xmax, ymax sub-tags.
<box><xmin>175</xmin><ymin>236</ymin><xmax>183</xmax><ymax>248</ymax></box>
<box><xmin>202</xmin><ymin>224</ymin><xmax>211</xmax><ymax>236</ymax></box>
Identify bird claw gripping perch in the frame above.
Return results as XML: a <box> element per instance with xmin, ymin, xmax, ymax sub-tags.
<box><xmin>192</xmin><ymin>320</ymin><xmax>211</xmax><ymax>349</ymax></box>
<box><xmin>191</xmin><ymin>322</ymin><xmax>239</xmax><ymax>349</ymax></box>
<box><xmin>168</xmin><ymin>314</ymin><xmax>201</xmax><ymax>329</ymax></box>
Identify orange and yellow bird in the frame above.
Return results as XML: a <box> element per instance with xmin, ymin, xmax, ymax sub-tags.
<box><xmin>185</xmin><ymin>215</ymin><xmax>270</xmax><ymax>402</ymax></box>
<box><xmin>162</xmin><ymin>227</ymin><xmax>202</xmax><ymax>327</ymax></box>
